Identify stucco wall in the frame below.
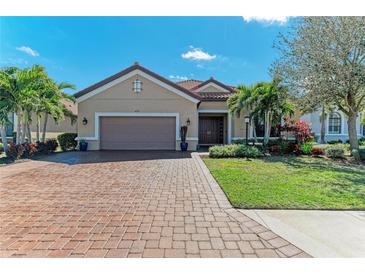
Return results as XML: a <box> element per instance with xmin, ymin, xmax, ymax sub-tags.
<box><xmin>77</xmin><ymin>74</ymin><xmax>199</xmax><ymax>150</ymax></box>
<box><xmin>301</xmin><ymin>110</ymin><xmax>364</xmax><ymax>142</ymax></box>
<box><xmin>198</xmin><ymin>101</ymin><xmax>228</xmax><ymax>111</ymax></box>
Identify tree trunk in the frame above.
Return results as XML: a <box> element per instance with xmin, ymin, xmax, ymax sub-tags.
<box><xmin>253</xmin><ymin>125</ymin><xmax>257</xmax><ymax>145</ymax></box>
<box><xmin>320</xmin><ymin>106</ymin><xmax>326</xmax><ymax>144</ymax></box>
<box><xmin>36</xmin><ymin>116</ymin><xmax>40</xmax><ymax>142</ymax></box>
<box><xmin>41</xmin><ymin>113</ymin><xmax>48</xmax><ymax>143</ymax></box>
<box><xmin>348</xmin><ymin>111</ymin><xmax>359</xmax><ymax>157</ymax></box>
<box><xmin>26</xmin><ymin>123</ymin><xmax>32</xmax><ymax>143</ymax></box>
<box><xmin>264</xmin><ymin>111</ymin><xmax>271</xmax><ymax>145</ymax></box>
<box><xmin>21</xmin><ymin>122</ymin><xmax>26</xmax><ymax>143</ymax></box>
<box><xmin>16</xmin><ymin>113</ymin><xmax>21</xmax><ymax>144</ymax></box>
<box><xmin>0</xmin><ymin>124</ymin><xmax>8</xmax><ymax>154</ymax></box>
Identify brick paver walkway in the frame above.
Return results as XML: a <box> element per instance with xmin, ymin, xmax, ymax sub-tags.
<box><xmin>0</xmin><ymin>151</ymin><xmax>309</xmax><ymax>258</ymax></box>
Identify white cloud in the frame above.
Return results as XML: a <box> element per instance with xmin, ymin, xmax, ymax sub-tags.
<box><xmin>16</xmin><ymin>46</ymin><xmax>39</xmax><ymax>57</ymax></box>
<box><xmin>182</xmin><ymin>46</ymin><xmax>216</xmax><ymax>61</ymax></box>
<box><xmin>242</xmin><ymin>16</ymin><xmax>289</xmax><ymax>25</ymax></box>
<box><xmin>169</xmin><ymin>75</ymin><xmax>188</xmax><ymax>81</ymax></box>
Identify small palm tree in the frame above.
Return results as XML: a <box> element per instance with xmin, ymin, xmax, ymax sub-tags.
<box><xmin>228</xmin><ymin>80</ymin><xmax>294</xmax><ymax>145</ymax></box>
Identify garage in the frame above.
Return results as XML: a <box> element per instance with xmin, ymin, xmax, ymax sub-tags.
<box><xmin>100</xmin><ymin>116</ymin><xmax>176</xmax><ymax>150</ymax></box>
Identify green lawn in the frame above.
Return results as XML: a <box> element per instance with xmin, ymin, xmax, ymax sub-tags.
<box><xmin>203</xmin><ymin>156</ymin><xmax>365</xmax><ymax>209</ymax></box>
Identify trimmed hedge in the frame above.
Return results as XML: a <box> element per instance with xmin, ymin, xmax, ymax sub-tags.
<box><xmin>209</xmin><ymin>144</ymin><xmax>262</xmax><ymax>158</ymax></box>
<box><xmin>325</xmin><ymin>145</ymin><xmax>345</xmax><ymax>158</ymax></box>
<box><xmin>57</xmin><ymin>133</ymin><xmax>77</xmax><ymax>151</ymax></box>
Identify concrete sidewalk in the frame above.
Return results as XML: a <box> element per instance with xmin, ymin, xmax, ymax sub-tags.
<box><xmin>240</xmin><ymin>209</ymin><xmax>365</xmax><ymax>257</ymax></box>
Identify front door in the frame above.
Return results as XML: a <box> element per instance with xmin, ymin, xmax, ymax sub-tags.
<box><xmin>199</xmin><ymin>117</ymin><xmax>224</xmax><ymax>144</ymax></box>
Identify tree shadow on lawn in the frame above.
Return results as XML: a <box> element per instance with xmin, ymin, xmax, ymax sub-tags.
<box><xmin>260</xmin><ymin>155</ymin><xmax>365</xmax><ymax>187</ymax></box>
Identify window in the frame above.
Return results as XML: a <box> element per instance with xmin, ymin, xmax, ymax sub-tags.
<box><xmin>328</xmin><ymin>112</ymin><xmax>341</xmax><ymax>134</ymax></box>
<box><xmin>133</xmin><ymin>79</ymin><xmax>142</xmax><ymax>93</ymax></box>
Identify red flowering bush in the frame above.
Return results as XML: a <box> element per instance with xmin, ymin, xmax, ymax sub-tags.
<box><xmin>7</xmin><ymin>143</ymin><xmax>26</xmax><ymax>160</ymax></box>
<box><xmin>280</xmin><ymin>118</ymin><xmax>313</xmax><ymax>144</ymax></box>
<box><xmin>22</xmin><ymin>143</ymin><xmax>38</xmax><ymax>158</ymax></box>
<box><xmin>7</xmin><ymin>140</ymin><xmax>58</xmax><ymax>160</ymax></box>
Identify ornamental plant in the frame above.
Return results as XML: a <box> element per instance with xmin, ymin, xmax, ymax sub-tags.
<box><xmin>280</xmin><ymin>118</ymin><xmax>313</xmax><ymax>144</ymax></box>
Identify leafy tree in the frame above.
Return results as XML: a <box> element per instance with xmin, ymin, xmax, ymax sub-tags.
<box><xmin>273</xmin><ymin>17</ymin><xmax>365</xmax><ymax>156</ymax></box>
<box><xmin>228</xmin><ymin>80</ymin><xmax>294</xmax><ymax>145</ymax></box>
<box><xmin>0</xmin><ymin>65</ymin><xmax>76</xmax><ymax>150</ymax></box>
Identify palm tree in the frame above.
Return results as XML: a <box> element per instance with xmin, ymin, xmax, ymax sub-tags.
<box><xmin>0</xmin><ymin>67</ymin><xmax>25</xmax><ymax>147</ymax></box>
<box><xmin>1</xmin><ymin>65</ymin><xmax>76</xmax><ymax>149</ymax></box>
<box><xmin>39</xmin><ymin>80</ymin><xmax>76</xmax><ymax>142</ymax></box>
<box><xmin>228</xmin><ymin>80</ymin><xmax>294</xmax><ymax>145</ymax></box>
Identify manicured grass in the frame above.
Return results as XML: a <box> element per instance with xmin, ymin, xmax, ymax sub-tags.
<box><xmin>203</xmin><ymin>156</ymin><xmax>365</xmax><ymax>209</ymax></box>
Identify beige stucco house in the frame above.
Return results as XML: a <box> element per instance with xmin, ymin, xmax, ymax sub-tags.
<box><xmin>74</xmin><ymin>63</ymin><xmax>248</xmax><ymax>151</ymax></box>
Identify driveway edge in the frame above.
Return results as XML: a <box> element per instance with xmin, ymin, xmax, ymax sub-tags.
<box><xmin>192</xmin><ymin>152</ymin><xmax>312</xmax><ymax>258</ymax></box>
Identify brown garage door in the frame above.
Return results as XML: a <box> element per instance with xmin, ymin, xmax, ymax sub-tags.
<box><xmin>100</xmin><ymin>117</ymin><xmax>176</xmax><ymax>150</ymax></box>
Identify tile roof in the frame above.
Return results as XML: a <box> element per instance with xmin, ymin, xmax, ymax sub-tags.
<box><xmin>175</xmin><ymin>80</ymin><xmax>203</xmax><ymax>91</ymax></box>
<box><xmin>176</xmin><ymin>78</ymin><xmax>236</xmax><ymax>101</ymax></box>
<box><xmin>74</xmin><ymin>63</ymin><xmax>236</xmax><ymax>102</ymax></box>
<box><xmin>197</xmin><ymin>92</ymin><xmax>233</xmax><ymax>100</ymax></box>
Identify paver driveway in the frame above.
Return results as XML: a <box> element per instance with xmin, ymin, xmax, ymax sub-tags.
<box><xmin>0</xmin><ymin>151</ymin><xmax>309</xmax><ymax>258</ymax></box>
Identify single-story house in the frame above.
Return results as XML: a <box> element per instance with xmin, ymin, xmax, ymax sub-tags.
<box><xmin>8</xmin><ymin>99</ymin><xmax>77</xmax><ymax>140</ymax></box>
<box><xmin>74</xmin><ymin>63</ymin><xmax>249</xmax><ymax>151</ymax></box>
<box><xmin>301</xmin><ymin>110</ymin><xmax>365</xmax><ymax>143</ymax></box>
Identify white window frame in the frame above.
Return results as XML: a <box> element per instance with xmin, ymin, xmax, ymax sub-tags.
<box><xmin>327</xmin><ymin>112</ymin><xmax>343</xmax><ymax>135</ymax></box>
<box><xmin>133</xmin><ymin>79</ymin><xmax>142</xmax><ymax>93</ymax></box>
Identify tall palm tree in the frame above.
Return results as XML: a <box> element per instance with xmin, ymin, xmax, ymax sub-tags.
<box><xmin>228</xmin><ymin>80</ymin><xmax>294</xmax><ymax>145</ymax></box>
<box><xmin>39</xmin><ymin>80</ymin><xmax>76</xmax><ymax>142</ymax></box>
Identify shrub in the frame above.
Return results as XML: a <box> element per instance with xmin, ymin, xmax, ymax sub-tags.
<box><xmin>359</xmin><ymin>148</ymin><xmax>365</xmax><ymax>160</ymax></box>
<box><xmin>280</xmin><ymin>119</ymin><xmax>313</xmax><ymax>143</ymax></box>
<box><xmin>7</xmin><ymin>143</ymin><xmax>26</xmax><ymax>160</ymax></box>
<box><xmin>327</xmin><ymin>139</ymin><xmax>343</xmax><ymax>145</ymax></box>
<box><xmin>311</xmin><ymin>147</ymin><xmax>324</xmax><ymax>156</ymax></box>
<box><xmin>209</xmin><ymin>144</ymin><xmax>262</xmax><ymax>158</ymax></box>
<box><xmin>0</xmin><ymin>143</ymin><xmax>3</xmax><ymax>155</ymax></box>
<box><xmin>57</xmin><ymin>133</ymin><xmax>77</xmax><ymax>151</ymax></box>
<box><xmin>46</xmin><ymin>139</ymin><xmax>58</xmax><ymax>152</ymax></box>
<box><xmin>269</xmin><ymin>144</ymin><xmax>280</xmax><ymax>154</ymax></box>
<box><xmin>23</xmin><ymin>143</ymin><xmax>38</xmax><ymax>158</ymax></box>
<box><xmin>325</xmin><ymin>145</ymin><xmax>345</xmax><ymax>158</ymax></box>
<box><xmin>234</xmin><ymin>145</ymin><xmax>262</xmax><ymax>158</ymax></box>
<box><xmin>232</xmin><ymin>139</ymin><xmax>245</xmax><ymax>145</ymax></box>
<box><xmin>279</xmin><ymin>140</ymin><xmax>298</xmax><ymax>154</ymax></box>
<box><xmin>35</xmin><ymin>139</ymin><xmax>58</xmax><ymax>154</ymax></box>
<box><xmin>359</xmin><ymin>139</ymin><xmax>365</xmax><ymax>146</ymax></box>
<box><xmin>300</xmin><ymin>141</ymin><xmax>313</xmax><ymax>155</ymax></box>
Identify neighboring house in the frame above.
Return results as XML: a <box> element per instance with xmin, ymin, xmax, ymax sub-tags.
<box><xmin>301</xmin><ymin>110</ymin><xmax>365</xmax><ymax>142</ymax></box>
<box><xmin>8</xmin><ymin>99</ymin><xmax>77</xmax><ymax>140</ymax></box>
<box><xmin>74</xmin><ymin>63</ymin><xmax>249</xmax><ymax>151</ymax></box>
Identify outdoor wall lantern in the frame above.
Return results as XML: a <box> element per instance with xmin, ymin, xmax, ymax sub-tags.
<box><xmin>82</xmin><ymin>117</ymin><xmax>88</xmax><ymax>125</ymax></box>
<box><xmin>186</xmin><ymin>118</ymin><xmax>191</xmax><ymax>126</ymax></box>
<box><xmin>133</xmin><ymin>78</ymin><xmax>142</xmax><ymax>93</ymax></box>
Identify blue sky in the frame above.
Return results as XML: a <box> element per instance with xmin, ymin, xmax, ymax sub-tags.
<box><xmin>0</xmin><ymin>17</ymin><xmax>290</xmax><ymax>94</ymax></box>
